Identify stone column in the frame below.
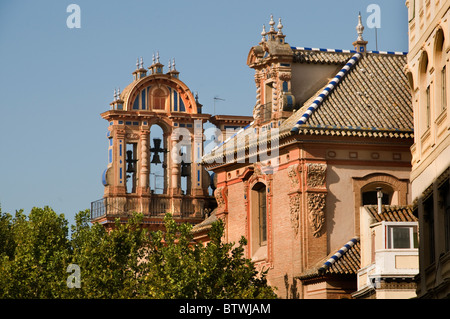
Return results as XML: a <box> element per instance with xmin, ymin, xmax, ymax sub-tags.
<box><xmin>138</xmin><ymin>129</ymin><xmax>150</xmax><ymax>215</ymax></box>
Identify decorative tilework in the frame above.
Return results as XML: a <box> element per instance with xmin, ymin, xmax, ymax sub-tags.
<box><xmin>291</xmin><ymin>52</ymin><xmax>362</xmax><ymax>134</ymax></box>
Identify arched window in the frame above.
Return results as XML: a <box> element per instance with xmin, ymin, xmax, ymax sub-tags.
<box><xmin>251</xmin><ymin>182</ymin><xmax>267</xmax><ymax>254</ymax></box>
<box><xmin>419</xmin><ymin>50</ymin><xmax>430</xmax><ymax>133</ymax></box>
<box><xmin>434</xmin><ymin>28</ymin><xmax>446</xmax><ymax>113</ymax></box>
<box><xmin>152</xmin><ymin>88</ymin><xmax>167</xmax><ymax>110</ymax></box>
<box><xmin>361</xmin><ymin>183</ymin><xmax>394</xmax><ymax>206</ymax></box>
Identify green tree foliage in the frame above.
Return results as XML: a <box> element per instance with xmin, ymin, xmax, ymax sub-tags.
<box><xmin>0</xmin><ymin>206</ymin><xmax>70</xmax><ymax>298</ymax></box>
<box><xmin>0</xmin><ymin>206</ymin><xmax>276</xmax><ymax>299</ymax></box>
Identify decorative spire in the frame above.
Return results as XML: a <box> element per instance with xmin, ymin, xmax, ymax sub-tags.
<box><xmin>136</xmin><ymin>58</ymin><xmax>139</xmax><ymax>70</ymax></box>
<box><xmin>140</xmin><ymin>56</ymin><xmax>143</xmax><ymax>69</ymax></box>
<box><xmin>269</xmin><ymin>14</ymin><xmax>275</xmax><ymax>32</ymax></box>
<box><xmin>156</xmin><ymin>51</ymin><xmax>160</xmax><ymax>63</ymax></box>
<box><xmin>277</xmin><ymin>18</ymin><xmax>283</xmax><ymax>35</ymax></box>
<box><xmin>114</xmin><ymin>88</ymin><xmax>117</xmax><ymax>101</ymax></box>
<box><xmin>152</xmin><ymin>52</ymin><xmax>156</xmax><ymax>64</ymax></box>
<box><xmin>356</xmin><ymin>12</ymin><xmax>364</xmax><ymax>41</ymax></box>
<box><xmin>168</xmin><ymin>59</ymin><xmax>172</xmax><ymax>71</ymax></box>
<box><xmin>352</xmin><ymin>12</ymin><xmax>368</xmax><ymax>53</ymax></box>
<box><xmin>261</xmin><ymin>24</ymin><xmax>266</xmax><ymax>42</ymax></box>
<box><xmin>117</xmin><ymin>87</ymin><xmax>121</xmax><ymax>99</ymax></box>
<box><xmin>172</xmin><ymin>58</ymin><xmax>176</xmax><ymax>70</ymax></box>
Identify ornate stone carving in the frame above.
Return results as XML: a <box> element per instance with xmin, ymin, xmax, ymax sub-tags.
<box><xmin>306</xmin><ymin>163</ymin><xmax>327</xmax><ymax>188</ymax></box>
<box><xmin>214</xmin><ymin>186</ymin><xmax>228</xmax><ymax>213</ymax></box>
<box><xmin>287</xmin><ymin>164</ymin><xmax>301</xmax><ymax>189</ymax></box>
<box><xmin>289</xmin><ymin>194</ymin><xmax>301</xmax><ymax>236</ymax></box>
<box><xmin>214</xmin><ymin>187</ymin><xmax>225</xmax><ymax>206</ymax></box>
<box><xmin>252</xmin><ymin>104</ymin><xmax>262</xmax><ymax>120</ymax></box>
<box><xmin>307</xmin><ymin>193</ymin><xmax>326</xmax><ymax>237</ymax></box>
<box><xmin>279</xmin><ymin>72</ymin><xmax>291</xmax><ymax>81</ymax></box>
<box><xmin>126</xmin><ymin>133</ymin><xmax>139</xmax><ymax>140</ymax></box>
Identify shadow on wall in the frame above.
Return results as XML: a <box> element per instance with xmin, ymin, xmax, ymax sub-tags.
<box><xmin>284</xmin><ymin>274</ymin><xmax>299</xmax><ymax>299</ymax></box>
<box><xmin>325</xmin><ymin>166</ymin><xmax>340</xmax><ymax>252</ymax></box>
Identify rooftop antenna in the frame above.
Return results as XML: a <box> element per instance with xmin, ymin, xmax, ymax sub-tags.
<box><xmin>375</xmin><ymin>27</ymin><xmax>378</xmax><ymax>51</ymax></box>
<box><xmin>213</xmin><ymin>96</ymin><xmax>225</xmax><ymax>115</ymax></box>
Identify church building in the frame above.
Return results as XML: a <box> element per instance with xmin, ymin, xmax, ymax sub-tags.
<box><xmin>200</xmin><ymin>14</ymin><xmax>415</xmax><ymax>298</ymax></box>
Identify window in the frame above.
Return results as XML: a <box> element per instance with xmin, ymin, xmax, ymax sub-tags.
<box><xmin>442</xmin><ymin>66</ymin><xmax>447</xmax><ymax>111</ymax></box>
<box><xmin>251</xmin><ymin>183</ymin><xmax>267</xmax><ymax>254</ymax></box>
<box><xmin>361</xmin><ymin>184</ymin><xmax>394</xmax><ymax>206</ymax></box>
<box><xmin>258</xmin><ymin>186</ymin><xmax>267</xmax><ymax>244</ymax></box>
<box><xmin>362</xmin><ymin>191</ymin><xmax>390</xmax><ymax>206</ymax></box>
<box><xmin>153</xmin><ymin>88</ymin><xmax>166</xmax><ymax>110</ymax></box>
<box><xmin>386</xmin><ymin>224</ymin><xmax>418</xmax><ymax>249</ymax></box>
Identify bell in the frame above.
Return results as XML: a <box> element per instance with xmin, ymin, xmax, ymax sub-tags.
<box><xmin>126</xmin><ymin>163</ymin><xmax>134</xmax><ymax>173</ymax></box>
<box><xmin>180</xmin><ymin>160</ymin><xmax>190</xmax><ymax>177</ymax></box>
<box><xmin>152</xmin><ymin>138</ymin><xmax>162</xmax><ymax>150</ymax></box>
<box><xmin>126</xmin><ymin>150</ymin><xmax>135</xmax><ymax>173</ymax></box>
<box><xmin>151</xmin><ymin>153</ymin><xmax>162</xmax><ymax>164</ymax></box>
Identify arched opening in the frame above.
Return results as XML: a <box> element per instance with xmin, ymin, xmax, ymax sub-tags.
<box><xmin>125</xmin><ymin>143</ymin><xmax>138</xmax><ymax>194</ymax></box>
<box><xmin>149</xmin><ymin>124</ymin><xmax>166</xmax><ymax>194</ymax></box>
<box><xmin>419</xmin><ymin>50</ymin><xmax>430</xmax><ymax>132</ymax></box>
<box><xmin>361</xmin><ymin>183</ymin><xmax>395</xmax><ymax>206</ymax></box>
<box><xmin>434</xmin><ymin>28</ymin><xmax>446</xmax><ymax>113</ymax></box>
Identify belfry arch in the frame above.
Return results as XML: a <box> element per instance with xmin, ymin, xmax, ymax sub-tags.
<box><xmin>91</xmin><ymin>55</ymin><xmax>214</xmax><ymax>230</ymax></box>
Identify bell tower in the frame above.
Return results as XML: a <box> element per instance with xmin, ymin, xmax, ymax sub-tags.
<box><xmin>91</xmin><ymin>55</ymin><xmax>214</xmax><ymax>230</ymax></box>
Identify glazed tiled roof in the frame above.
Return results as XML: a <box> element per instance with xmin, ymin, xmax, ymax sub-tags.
<box><xmin>298</xmin><ymin>238</ymin><xmax>361</xmax><ymax>280</ymax></box>
<box><xmin>202</xmin><ymin>49</ymin><xmax>413</xmax><ymax>164</ymax></box>
<box><xmin>364</xmin><ymin>205</ymin><xmax>417</xmax><ymax>223</ymax></box>
<box><xmin>285</xmin><ymin>51</ymin><xmax>413</xmax><ymax>136</ymax></box>
<box><xmin>292</xmin><ymin>47</ymin><xmax>354</xmax><ymax>64</ymax></box>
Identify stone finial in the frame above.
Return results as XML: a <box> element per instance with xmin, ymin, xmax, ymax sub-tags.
<box><xmin>156</xmin><ymin>51</ymin><xmax>160</xmax><ymax>63</ymax></box>
<box><xmin>152</xmin><ymin>52</ymin><xmax>156</xmax><ymax>64</ymax></box>
<box><xmin>261</xmin><ymin>24</ymin><xmax>267</xmax><ymax>42</ymax></box>
<box><xmin>168</xmin><ymin>59</ymin><xmax>172</xmax><ymax>71</ymax></box>
<box><xmin>277</xmin><ymin>18</ymin><xmax>283</xmax><ymax>35</ymax></box>
<box><xmin>269</xmin><ymin>15</ymin><xmax>275</xmax><ymax>32</ymax></box>
<box><xmin>136</xmin><ymin>58</ymin><xmax>139</xmax><ymax>70</ymax></box>
<box><xmin>352</xmin><ymin>12</ymin><xmax>368</xmax><ymax>53</ymax></box>
<box><xmin>140</xmin><ymin>56</ymin><xmax>144</xmax><ymax>69</ymax></box>
<box><xmin>172</xmin><ymin>58</ymin><xmax>176</xmax><ymax>70</ymax></box>
<box><xmin>114</xmin><ymin>88</ymin><xmax>117</xmax><ymax>101</ymax></box>
<box><xmin>356</xmin><ymin>12</ymin><xmax>364</xmax><ymax>41</ymax></box>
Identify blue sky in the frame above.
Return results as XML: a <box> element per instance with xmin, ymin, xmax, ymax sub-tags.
<box><xmin>0</xmin><ymin>0</ymin><xmax>408</xmax><ymax>225</ymax></box>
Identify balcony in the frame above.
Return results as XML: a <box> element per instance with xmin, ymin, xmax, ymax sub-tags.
<box><xmin>90</xmin><ymin>195</ymin><xmax>198</xmax><ymax>221</ymax></box>
<box><xmin>357</xmin><ymin>249</ymin><xmax>419</xmax><ymax>292</ymax></box>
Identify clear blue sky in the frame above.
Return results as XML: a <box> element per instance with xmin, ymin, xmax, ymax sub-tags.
<box><xmin>0</xmin><ymin>0</ymin><xmax>408</xmax><ymax>225</ymax></box>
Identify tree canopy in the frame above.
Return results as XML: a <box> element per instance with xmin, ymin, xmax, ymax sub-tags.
<box><xmin>0</xmin><ymin>206</ymin><xmax>276</xmax><ymax>299</ymax></box>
